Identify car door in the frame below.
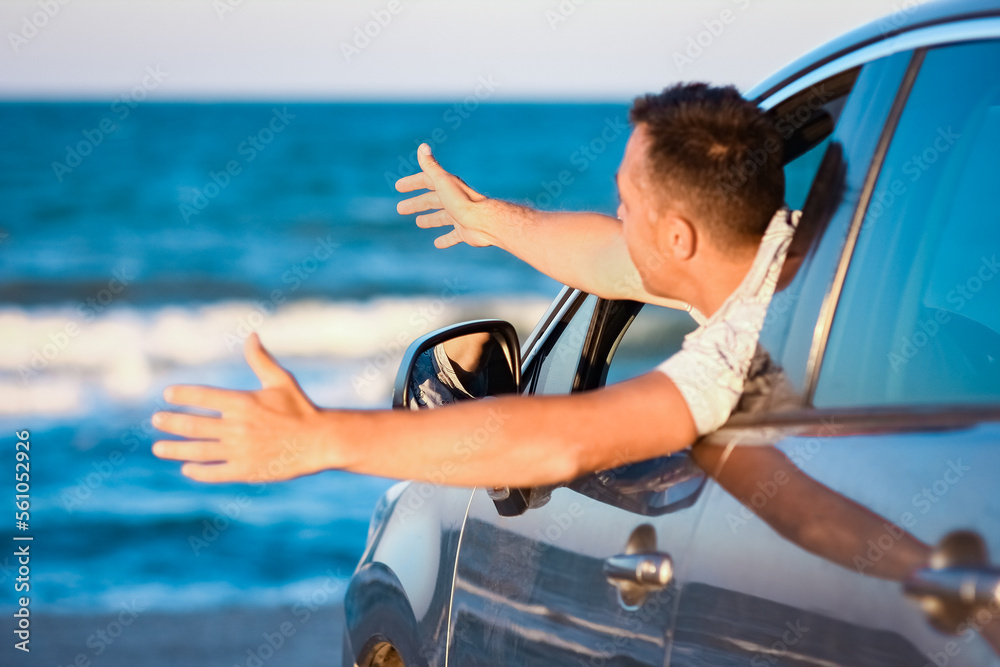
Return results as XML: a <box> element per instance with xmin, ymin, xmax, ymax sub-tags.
<box><xmin>445</xmin><ymin>289</ymin><xmax>709</xmax><ymax>666</ymax></box>
<box><xmin>668</xmin><ymin>37</ymin><xmax>1000</xmax><ymax>667</ymax></box>
<box><xmin>443</xmin><ymin>60</ymin><xmax>866</xmax><ymax>666</ymax></box>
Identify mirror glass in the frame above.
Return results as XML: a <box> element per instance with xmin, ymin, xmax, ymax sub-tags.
<box><xmin>407</xmin><ymin>331</ymin><xmax>517</xmax><ymax>409</ymax></box>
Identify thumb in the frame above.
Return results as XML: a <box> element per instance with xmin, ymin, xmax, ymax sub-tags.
<box><xmin>244</xmin><ymin>333</ymin><xmax>293</xmax><ymax>389</ymax></box>
<box><xmin>416</xmin><ymin>143</ymin><xmax>450</xmax><ymax>180</ymax></box>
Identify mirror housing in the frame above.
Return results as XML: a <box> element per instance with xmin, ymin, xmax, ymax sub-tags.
<box><xmin>392</xmin><ymin>319</ymin><xmax>521</xmax><ymax>409</ymax></box>
<box><xmin>392</xmin><ymin>319</ymin><xmax>530</xmax><ymax>517</ymax></box>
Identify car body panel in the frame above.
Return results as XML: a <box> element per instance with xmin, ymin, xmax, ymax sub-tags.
<box><xmin>447</xmin><ymin>469</ymin><xmax>707</xmax><ymax>665</ymax></box>
<box><xmin>345</xmin><ymin>482</ymin><xmax>474</xmax><ymax>666</ymax></box>
<box><xmin>672</xmin><ymin>421</ymin><xmax>1000</xmax><ymax>667</ymax></box>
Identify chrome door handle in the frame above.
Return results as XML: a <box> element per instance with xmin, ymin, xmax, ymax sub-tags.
<box><xmin>904</xmin><ymin>566</ymin><xmax>1000</xmax><ymax>606</ymax></box>
<box><xmin>903</xmin><ymin>530</ymin><xmax>1000</xmax><ymax>634</ymax></box>
<box><xmin>603</xmin><ymin>552</ymin><xmax>673</xmax><ymax>589</ymax></box>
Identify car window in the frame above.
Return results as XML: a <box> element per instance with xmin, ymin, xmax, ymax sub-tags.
<box><xmin>815</xmin><ymin>40</ymin><xmax>1000</xmax><ymax>408</ymax></box>
<box><xmin>604</xmin><ymin>305</ymin><xmax>696</xmax><ymax>385</ymax></box>
<box><xmin>603</xmin><ymin>72</ymin><xmax>859</xmax><ymax>388</ymax></box>
<box><xmin>528</xmin><ymin>293</ymin><xmax>598</xmax><ymax>395</ymax></box>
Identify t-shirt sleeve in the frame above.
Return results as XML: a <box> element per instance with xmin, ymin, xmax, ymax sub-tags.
<box><xmin>656</xmin><ymin>207</ymin><xmax>799</xmax><ymax>435</ymax></box>
<box><xmin>655</xmin><ymin>311</ymin><xmax>763</xmax><ymax>435</ymax></box>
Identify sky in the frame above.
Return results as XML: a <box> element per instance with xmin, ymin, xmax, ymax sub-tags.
<box><xmin>0</xmin><ymin>0</ymin><xmax>921</xmax><ymax>101</ymax></box>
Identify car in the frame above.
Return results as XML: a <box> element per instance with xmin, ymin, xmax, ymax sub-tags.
<box><xmin>343</xmin><ymin>1</ymin><xmax>1000</xmax><ymax>665</ymax></box>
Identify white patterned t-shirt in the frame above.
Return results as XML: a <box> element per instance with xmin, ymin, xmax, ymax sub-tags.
<box><xmin>656</xmin><ymin>206</ymin><xmax>800</xmax><ymax>435</ymax></box>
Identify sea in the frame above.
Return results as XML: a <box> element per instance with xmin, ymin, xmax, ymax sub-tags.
<box><xmin>0</xmin><ymin>101</ymin><xmax>633</xmax><ymax>615</ymax></box>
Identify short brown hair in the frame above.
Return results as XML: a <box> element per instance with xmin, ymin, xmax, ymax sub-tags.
<box><xmin>630</xmin><ymin>83</ymin><xmax>785</xmax><ymax>249</ymax></box>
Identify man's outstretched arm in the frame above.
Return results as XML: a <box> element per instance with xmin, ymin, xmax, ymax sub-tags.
<box><xmin>151</xmin><ymin>334</ymin><xmax>697</xmax><ymax>487</ymax></box>
<box><xmin>396</xmin><ymin>144</ymin><xmax>688</xmax><ymax>310</ymax></box>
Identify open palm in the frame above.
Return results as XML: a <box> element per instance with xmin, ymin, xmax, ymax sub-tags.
<box><xmin>395</xmin><ymin>143</ymin><xmax>494</xmax><ymax>249</ymax></box>
<box><xmin>151</xmin><ymin>333</ymin><xmax>330</xmax><ymax>483</ymax></box>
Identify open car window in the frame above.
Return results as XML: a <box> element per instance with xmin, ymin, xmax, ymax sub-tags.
<box><xmin>560</xmin><ymin>70</ymin><xmax>867</xmax><ymax>512</ymax></box>
<box><xmin>524</xmin><ymin>293</ymin><xmax>599</xmax><ymax>396</ymax></box>
<box><xmin>602</xmin><ymin>68</ymin><xmax>861</xmax><ymax>389</ymax></box>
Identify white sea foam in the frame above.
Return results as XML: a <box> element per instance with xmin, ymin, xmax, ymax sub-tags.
<box><xmin>0</xmin><ymin>296</ymin><xmax>552</xmax><ymax>416</ymax></box>
<box><xmin>37</xmin><ymin>576</ymin><xmax>355</xmax><ymax>613</ymax></box>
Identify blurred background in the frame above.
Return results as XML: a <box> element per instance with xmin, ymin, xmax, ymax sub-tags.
<box><xmin>0</xmin><ymin>1</ymin><xmax>916</xmax><ymax>664</ymax></box>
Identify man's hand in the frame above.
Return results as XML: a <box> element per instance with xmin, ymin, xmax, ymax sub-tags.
<box><xmin>395</xmin><ymin>143</ymin><xmax>495</xmax><ymax>249</ymax></box>
<box><xmin>151</xmin><ymin>333</ymin><xmax>335</xmax><ymax>484</ymax></box>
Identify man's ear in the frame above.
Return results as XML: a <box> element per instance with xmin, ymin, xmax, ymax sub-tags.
<box><xmin>656</xmin><ymin>211</ymin><xmax>697</xmax><ymax>261</ymax></box>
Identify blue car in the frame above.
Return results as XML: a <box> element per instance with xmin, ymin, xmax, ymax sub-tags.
<box><xmin>345</xmin><ymin>1</ymin><xmax>1000</xmax><ymax>664</ymax></box>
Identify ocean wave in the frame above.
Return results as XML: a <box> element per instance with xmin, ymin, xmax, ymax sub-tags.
<box><xmin>31</xmin><ymin>575</ymin><xmax>355</xmax><ymax>614</ymax></box>
<box><xmin>0</xmin><ymin>295</ymin><xmax>552</xmax><ymax>415</ymax></box>
<box><xmin>34</xmin><ymin>469</ymin><xmax>394</xmax><ymax>526</ymax></box>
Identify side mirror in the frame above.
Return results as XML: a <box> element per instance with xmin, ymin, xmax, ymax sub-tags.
<box><xmin>392</xmin><ymin>319</ymin><xmax>521</xmax><ymax>408</ymax></box>
<box><xmin>392</xmin><ymin>319</ymin><xmax>530</xmax><ymax>516</ymax></box>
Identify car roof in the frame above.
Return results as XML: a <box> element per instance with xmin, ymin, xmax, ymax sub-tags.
<box><xmin>747</xmin><ymin>0</ymin><xmax>1000</xmax><ymax>103</ymax></box>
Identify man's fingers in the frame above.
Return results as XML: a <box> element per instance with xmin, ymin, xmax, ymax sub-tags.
<box><xmin>415</xmin><ymin>210</ymin><xmax>455</xmax><ymax>229</ymax></box>
<box><xmin>244</xmin><ymin>333</ymin><xmax>293</xmax><ymax>389</ymax></box>
<box><xmin>394</xmin><ymin>171</ymin><xmax>432</xmax><ymax>193</ymax></box>
<box><xmin>163</xmin><ymin>384</ymin><xmax>245</xmax><ymax>413</ymax></box>
<box><xmin>152</xmin><ymin>411</ymin><xmax>224</xmax><ymax>440</ymax></box>
<box><xmin>151</xmin><ymin>439</ymin><xmax>224</xmax><ymax>463</ymax></box>
<box><xmin>434</xmin><ymin>229</ymin><xmax>463</xmax><ymax>249</ymax></box>
<box><xmin>397</xmin><ymin>191</ymin><xmax>442</xmax><ymax>216</ymax></box>
<box><xmin>180</xmin><ymin>462</ymin><xmax>242</xmax><ymax>484</ymax></box>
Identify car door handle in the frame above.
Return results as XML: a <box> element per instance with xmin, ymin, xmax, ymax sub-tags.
<box><xmin>603</xmin><ymin>552</ymin><xmax>674</xmax><ymax>589</ymax></box>
<box><xmin>902</xmin><ymin>531</ymin><xmax>1000</xmax><ymax>634</ymax></box>
<box><xmin>904</xmin><ymin>565</ymin><xmax>1000</xmax><ymax>606</ymax></box>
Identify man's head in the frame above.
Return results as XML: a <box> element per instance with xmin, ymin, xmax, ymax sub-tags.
<box><xmin>616</xmin><ymin>82</ymin><xmax>785</xmax><ymax>300</ymax></box>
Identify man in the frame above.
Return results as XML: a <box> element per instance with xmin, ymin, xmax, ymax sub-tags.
<box><xmin>151</xmin><ymin>83</ymin><xmax>795</xmax><ymax>488</ymax></box>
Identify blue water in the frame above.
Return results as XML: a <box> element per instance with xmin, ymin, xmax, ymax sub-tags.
<box><xmin>0</xmin><ymin>102</ymin><xmax>630</xmax><ymax>612</ymax></box>
<box><xmin>0</xmin><ymin>102</ymin><xmax>628</xmax><ymax>303</ymax></box>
